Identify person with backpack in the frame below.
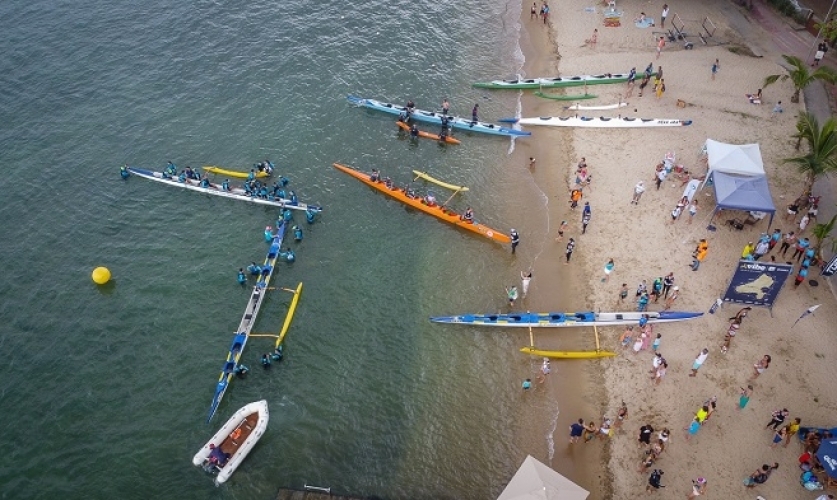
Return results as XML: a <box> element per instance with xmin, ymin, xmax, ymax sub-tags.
<box><xmin>646</xmin><ymin>469</ymin><xmax>664</xmax><ymax>492</ymax></box>
<box><xmin>744</xmin><ymin>463</ymin><xmax>778</xmax><ymax>487</ymax></box>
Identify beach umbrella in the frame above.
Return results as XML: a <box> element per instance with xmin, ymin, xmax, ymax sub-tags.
<box><xmin>497</xmin><ymin>455</ymin><xmax>589</xmax><ymax>500</ymax></box>
<box><xmin>817</xmin><ymin>439</ymin><xmax>837</xmax><ymax>478</ymax></box>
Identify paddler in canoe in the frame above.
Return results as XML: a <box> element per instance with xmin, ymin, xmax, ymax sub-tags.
<box><xmin>460</xmin><ymin>207</ymin><xmax>474</xmax><ymax>223</ymax></box>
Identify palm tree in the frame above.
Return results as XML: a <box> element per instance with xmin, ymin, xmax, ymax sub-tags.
<box><xmin>763</xmin><ymin>55</ymin><xmax>837</xmax><ymax>103</ymax></box>
<box><xmin>784</xmin><ymin>112</ymin><xmax>837</xmax><ymax>191</ymax></box>
<box><xmin>811</xmin><ymin>213</ymin><xmax>837</xmax><ymax>257</ymax></box>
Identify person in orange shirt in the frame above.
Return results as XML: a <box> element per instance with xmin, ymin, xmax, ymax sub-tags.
<box><xmin>692</xmin><ymin>239</ymin><xmax>708</xmax><ymax>271</ymax></box>
<box><xmin>570</xmin><ymin>188</ymin><xmax>583</xmax><ymax>210</ymax></box>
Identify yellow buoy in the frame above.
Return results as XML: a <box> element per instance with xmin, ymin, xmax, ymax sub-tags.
<box><xmin>92</xmin><ymin>267</ymin><xmax>111</xmax><ymax>285</ymax></box>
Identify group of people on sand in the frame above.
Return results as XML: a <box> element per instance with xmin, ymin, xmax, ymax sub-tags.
<box><xmin>625</xmin><ymin>63</ymin><xmax>665</xmax><ymax>99</ymax></box>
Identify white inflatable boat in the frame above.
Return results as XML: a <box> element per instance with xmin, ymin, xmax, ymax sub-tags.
<box><xmin>192</xmin><ymin>400</ymin><xmax>269</xmax><ymax>485</ymax></box>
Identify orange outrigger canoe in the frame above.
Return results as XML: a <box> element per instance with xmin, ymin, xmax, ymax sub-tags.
<box><xmin>333</xmin><ymin>163</ymin><xmax>510</xmax><ymax>244</ymax></box>
<box><xmin>396</xmin><ymin>121</ymin><xmax>461</xmax><ymax>145</ymax></box>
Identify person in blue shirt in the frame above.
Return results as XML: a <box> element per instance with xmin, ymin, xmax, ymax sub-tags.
<box><xmin>261</xmin><ymin>354</ymin><xmax>271</xmax><ymax>369</ymax></box>
<box><xmin>271</xmin><ymin>345</ymin><xmax>284</xmax><ymax>362</ymax></box>
<box><xmin>234</xmin><ymin>364</ymin><xmax>249</xmax><ymax>379</ymax></box>
<box><xmin>120</xmin><ymin>164</ymin><xmax>130</xmax><ymax>179</ymax></box>
<box><xmin>638</xmin><ymin>292</ymin><xmax>650</xmax><ymax>312</ymax></box>
<box><xmin>282</xmin><ymin>208</ymin><xmax>293</xmax><ymax>222</ymax></box>
<box><xmin>792</xmin><ymin>238</ymin><xmax>810</xmax><ymax>261</ymax></box>
<box><xmin>293</xmin><ymin>225</ymin><xmax>303</xmax><ymax>241</ymax></box>
<box><xmin>247</xmin><ymin>262</ymin><xmax>262</xmax><ymax>276</ymax></box>
<box><xmin>794</xmin><ymin>267</ymin><xmax>809</xmax><ymax>288</ymax></box>
<box><xmin>222</xmin><ymin>179</ymin><xmax>230</xmax><ymax>191</ymax></box>
<box><xmin>306</xmin><ymin>208</ymin><xmax>317</xmax><ymax>224</ymax></box>
<box><xmin>237</xmin><ymin>268</ymin><xmax>247</xmax><ymax>286</ymax></box>
<box><xmin>165</xmin><ymin>161</ymin><xmax>177</xmax><ymax>176</ymax></box>
<box><xmin>522</xmin><ymin>378</ymin><xmax>532</xmax><ymax>390</ymax></box>
<box><xmin>200</xmin><ymin>178</ymin><xmax>211</xmax><ymax>188</ymax></box>
<box><xmin>247</xmin><ymin>170</ymin><xmax>256</xmax><ymax>182</ymax></box>
<box><xmin>289</xmin><ymin>191</ymin><xmax>298</xmax><ymax>205</ymax></box>
<box><xmin>178</xmin><ymin>171</ymin><xmax>187</xmax><ymax>183</ymax></box>
<box><xmin>768</xmin><ymin>229</ymin><xmax>781</xmax><ymax>252</ymax></box>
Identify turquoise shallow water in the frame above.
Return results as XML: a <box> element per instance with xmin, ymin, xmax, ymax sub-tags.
<box><xmin>0</xmin><ymin>0</ymin><xmax>545</xmax><ymax>498</ymax></box>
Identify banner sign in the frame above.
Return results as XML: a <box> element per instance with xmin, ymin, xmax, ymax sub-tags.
<box><xmin>721</xmin><ymin>260</ymin><xmax>794</xmax><ymax>307</ymax></box>
<box><xmin>823</xmin><ymin>254</ymin><xmax>837</xmax><ymax>277</ymax></box>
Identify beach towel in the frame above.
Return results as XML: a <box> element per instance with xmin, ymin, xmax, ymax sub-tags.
<box><xmin>635</xmin><ymin>17</ymin><xmax>654</xmax><ymax>28</ymax></box>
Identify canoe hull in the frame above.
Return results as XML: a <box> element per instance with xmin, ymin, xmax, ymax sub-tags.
<box><xmin>333</xmin><ymin>163</ymin><xmax>511</xmax><ymax>244</ymax></box>
<box><xmin>430</xmin><ymin>311</ymin><xmax>703</xmax><ymax>327</ymax></box>
<box><xmin>347</xmin><ymin>95</ymin><xmax>530</xmax><ymax>138</ymax></box>
<box><xmin>396</xmin><ymin>121</ymin><xmax>461</xmax><ymax>144</ymax></box>
<box><xmin>126</xmin><ymin>167</ymin><xmax>322</xmax><ymax>212</ymax></box>
<box><xmin>520</xmin><ymin>347</ymin><xmax>616</xmax><ymax>359</ymax></box>
<box><xmin>412</xmin><ymin>170</ymin><xmax>469</xmax><ymax>192</ymax></box>
<box><xmin>517</xmin><ymin>116</ymin><xmax>692</xmax><ymax>128</ymax></box>
<box><xmin>473</xmin><ymin>71</ymin><xmax>658</xmax><ymax>89</ymax></box>
<box><xmin>193</xmin><ymin>400</ymin><xmax>269</xmax><ymax>485</ymax></box>
<box><xmin>565</xmin><ymin>102</ymin><xmax>629</xmax><ymax>111</ymax></box>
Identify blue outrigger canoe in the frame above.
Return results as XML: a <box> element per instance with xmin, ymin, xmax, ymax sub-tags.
<box><xmin>206</xmin><ymin>222</ymin><xmax>287</xmax><ymax>423</ymax></box>
<box><xmin>126</xmin><ymin>167</ymin><xmax>323</xmax><ymax>212</ymax></box>
<box><xmin>430</xmin><ymin>311</ymin><xmax>702</xmax><ymax>327</ymax></box>
<box><xmin>347</xmin><ymin>95</ymin><xmax>531</xmax><ymax>138</ymax></box>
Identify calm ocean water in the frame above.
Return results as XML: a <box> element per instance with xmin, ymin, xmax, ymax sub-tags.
<box><xmin>0</xmin><ymin>0</ymin><xmax>545</xmax><ymax>498</ymax></box>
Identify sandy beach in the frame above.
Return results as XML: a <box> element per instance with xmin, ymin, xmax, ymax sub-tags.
<box><xmin>509</xmin><ymin>0</ymin><xmax>837</xmax><ymax>498</ymax></box>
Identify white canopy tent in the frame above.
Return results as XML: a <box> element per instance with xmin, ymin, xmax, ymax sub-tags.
<box><xmin>497</xmin><ymin>455</ymin><xmax>590</xmax><ymax>500</ymax></box>
<box><xmin>701</xmin><ymin>139</ymin><xmax>765</xmax><ymax>188</ymax></box>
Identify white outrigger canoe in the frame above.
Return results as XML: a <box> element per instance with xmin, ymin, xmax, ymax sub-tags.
<box><xmin>126</xmin><ymin>167</ymin><xmax>322</xmax><ymax>212</ymax></box>
<box><xmin>564</xmin><ymin>102</ymin><xmax>629</xmax><ymax>111</ymax></box>
<box><xmin>193</xmin><ymin>400</ymin><xmax>269</xmax><ymax>486</ymax></box>
<box><xmin>516</xmin><ymin>116</ymin><xmax>692</xmax><ymax>128</ymax></box>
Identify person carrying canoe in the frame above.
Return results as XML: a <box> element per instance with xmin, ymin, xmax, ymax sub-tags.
<box><xmin>461</xmin><ymin>207</ymin><xmax>474</xmax><ymax>223</ymax></box>
<box><xmin>410</xmin><ymin>123</ymin><xmax>419</xmax><ymax>138</ymax></box>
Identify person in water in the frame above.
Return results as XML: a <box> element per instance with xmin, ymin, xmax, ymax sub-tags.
<box><xmin>120</xmin><ymin>164</ymin><xmax>130</xmax><ymax>179</ymax></box>
<box><xmin>406</xmin><ymin>99</ymin><xmax>415</xmax><ymax>112</ymax></box>
<box><xmin>293</xmin><ymin>225</ymin><xmax>303</xmax><ymax>241</ymax></box>
<box><xmin>439</xmin><ymin>127</ymin><xmax>448</xmax><ymax>142</ymax></box>
<box><xmin>271</xmin><ymin>345</ymin><xmax>284</xmax><ymax>361</ymax></box>
<box><xmin>410</xmin><ymin>124</ymin><xmax>419</xmax><ymax>138</ymax></box>
<box><xmin>442</xmin><ymin>98</ymin><xmax>450</xmax><ymax>115</ymax></box>
<box><xmin>261</xmin><ymin>354</ymin><xmax>271</xmax><ymax>369</ymax></box>
<box><xmin>248</xmin><ymin>262</ymin><xmax>261</xmax><ymax>275</ymax></box>
<box><xmin>461</xmin><ymin>207</ymin><xmax>474</xmax><ymax>222</ymax></box>
<box><xmin>234</xmin><ymin>363</ymin><xmax>249</xmax><ymax>378</ymax></box>
<box><xmin>237</xmin><ymin>268</ymin><xmax>247</xmax><ymax>285</ymax></box>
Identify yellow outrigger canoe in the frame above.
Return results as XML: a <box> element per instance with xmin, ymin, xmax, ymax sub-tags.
<box><xmin>203</xmin><ymin>166</ymin><xmax>270</xmax><ymax>179</ymax></box>
<box><xmin>412</xmin><ymin>170</ymin><xmax>469</xmax><ymax>192</ymax></box>
<box><xmin>275</xmin><ymin>282</ymin><xmax>303</xmax><ymax>349</ymax></box>
<box><xmin>520</xmin><ymin>346</ymin><xmax>616</xmax><ymax>359</ymax></box>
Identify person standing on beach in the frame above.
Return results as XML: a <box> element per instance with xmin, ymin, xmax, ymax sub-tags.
<box><xmin>569</xmin><ymin>418</ymin><xmax>585</xmax><ymax>443</ymax></box>
<box><xmin>779</xmin><ymin>230</ymin><xmax>796</xmax><ymax>256</ymax></box>
<box><xmin>738</xmin><ymin>385</ymin><xmax>753</xmax><ymax>410</ymax></box>
<box><xmin>751</xmin><ymin>354</ymin><xmax>771</xmax><ymax>379</ymax></box>
<box><xmin>639</xmin><ymin>423</ymin><xmax>655</xmax><ymax>446</ymax></box>
<box><xmin>684</xmin><ymin>416</ymin><xmax>701</xmax><ymax>441</ymax></box>
<box><xmin>528</xmin><ymin>157</ymin><xmax>536</xmax><ymax>170</ymax></box>
<box><xmin>619</xmin><ymin>283</ymin><xmax>629</xmax><ymax>303</ymax></box>
<box><xmin>655</xmin><ymin>78</ymin><xmax>666</xmax><ymax>99</ymax></box>
<box><xmin>602</xmin><ymin>259</ymin><xmax>615</xmax><ymax>282</ymax></box>
<box><xmin>656</xmin><ymin>36</ymin><xmax>665</xmax><ymax>59</ymax></box>
<box><xmin>539</xmin><ymin>357</ymin><xmax>551</xmax><ymax>383</ymax></box>
<box><xmin>570</xmin><ymin>188</ymin><xmax>582</xmax><ymax>210</ymax></box>
<box><xmin>646</xmin><ymin>469</ymin><xmax>664</xmax><ymax>493</ymax></box>
<box><xmin>632</xmin><ymin>181</ymin><xmax>646</xmax><ymax>204</ymax></box>
<box><xmin>555</xmin><ymin>220</ymin><xmax>568</xmax><ymax>241</ymax></box>
<box><xmin>565</xmin><ymin>238</ymin><xmax>575</xmax><ymax>264</ymax></box>
<box><xmin>687</xmin><ymin>199</ymin><xmax>698</xmax><ymax>223</ymax></box>
<box><xmin>785</xmin><ymin>417</ymin><xmax>801</xmax><ymax>446</ymax></box>
<box><xmin>522</xmin><ymin>378</ymin><xmax>532</xmax><ymax>390</ymax></box>
<box><xmin>583</xmin><ymin>421</ymin><xmax>597</xmax><ymax>442</ymax></box>
<box><xmin>655</xmin><ymin>167</ymin><xmax>666</xmax><ymax>190</ymax></box>
<box><xmin>689</xmin><ymin>348</ymin><xmax>709</xmax><ymax>377</ymax></box>
<box><xmin>530</xmin><ymin>2</ymin><xmax>537</xmax><ymax>20</ymax></box>
<box><xmin>506</xmin><ymin>285</ymin><xmax>519</xmax><ymax>307</ymax></box>
<box><xmin>521</xmin><ymin>270</ymin><xmax>532</xmax><ymax>298</ymax></box>
<box><xmin>691</xmin><ymin>239</ymin><xmax>708</xmax><ymax>271</ymax></box>
<box><xmin>770</xmin><ymin>425</ymin><xmax>788</xmax><ymax>448</ymax></box>
<box><xmin>661</xmin><ymin>4</ymin><xmax>669</xmax><ymax>29</ymax></box>
<box><xmin>614</xmin><ymin>402</ymin><xmax>628</xmax><ymax>430</ymax></box>
<box><xmin>510</xmin><ymin>229</ymin><xmax>520</xmax><ymax>254</ymax></box>
<box><xmin>662</xmin><ymin>272</ymin><xmax>675</xmax><ymax>298</ymax></box>
<box><xmin>582</xmin><ymin>205</ymin><xmax>592</xmax><ymax>234</ymax></box>
<box><xmin>765</xmin><ymin>408</ymin><xmax>789</xmax><ymax>430</ymax></box>
<box><xmin>687</xmin><ymin>477</ymin><xmax>707</xmax><ymax>499</ymax></box>
<box><xmin>711</xmin><ymin>59</ymin><xmax>719</xmax><ymax>80</ymax></box>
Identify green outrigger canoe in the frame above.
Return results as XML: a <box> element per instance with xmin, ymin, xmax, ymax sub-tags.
<box><xmin>534</xmin><ymin>92</ymin><xmax>597</xmax><ymax>101</ymax></box>
<box><xmin>474</xmin><ymin>71</ymin><xmax>657</xmax><ymax>90</ymax></box>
